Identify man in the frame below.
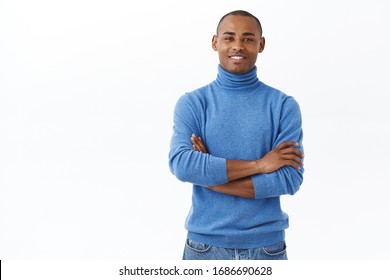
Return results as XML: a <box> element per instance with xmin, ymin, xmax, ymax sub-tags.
<box><xmin>169</xmin><ymin>10</ymin><xmax>304</xmax><ymax>260</ymax></box>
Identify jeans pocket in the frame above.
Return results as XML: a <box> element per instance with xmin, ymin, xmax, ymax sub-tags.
<box><xmin>262</xmin><ymin>241</ymin><xmax>287</xmax><ymax>257</ymax></box>
<box><xmin>185</xmin><ymin>239</ymin><xmax>211</xmax><ymax>253</ymax></box>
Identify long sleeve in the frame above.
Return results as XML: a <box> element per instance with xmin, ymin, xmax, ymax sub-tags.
<box><xmin>168</xmin><ymin>94</ymin><xmax>228</xmax><ymax>186</ymax></box>
<box><xmin>252</xmin><ymin>96</ymin><xmax>304</xmax><ymax>199</ymax></box>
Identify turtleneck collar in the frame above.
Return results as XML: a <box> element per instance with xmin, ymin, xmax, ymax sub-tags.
<box><xmin>214</xmin><ymin>64</ymin><xmax>261</xmax><ymax>93</ymax></box>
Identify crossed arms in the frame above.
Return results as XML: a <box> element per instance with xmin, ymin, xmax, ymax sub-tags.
<box><xmin>169</xmin><ymin>94</ymin><xmax>304</xmax><ymax>199</ymax></box>
<box><xmin>190</xmin><ymin>134</ymin><xmax>304</xmax><ymax>198</ymax></box>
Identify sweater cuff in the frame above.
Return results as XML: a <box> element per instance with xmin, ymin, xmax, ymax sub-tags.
<box><xmin>210</xmin><ymin>157</ymin><xmax>229</xmax><ymax>185</ymax></box>
<box><xmin>252</xmin><ymin>172</ymin><xmax>279</xmax><ymax>199</ymax></box>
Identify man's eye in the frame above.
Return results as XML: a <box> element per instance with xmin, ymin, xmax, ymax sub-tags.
<box><xmin>224</xmin><ymin>37</ymin><xmax>234</xmax><ymax>41</ymax></box>
<box><xmin>243</xmin><ymin>38</ymin><xmax>254</xmax><ymax>42</ymax></box>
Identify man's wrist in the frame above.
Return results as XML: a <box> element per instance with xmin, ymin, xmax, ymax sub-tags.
<box><xmin>255</xmin><ymin>159</ymin><xmax>265</xmax><ymax>174</ymax></box>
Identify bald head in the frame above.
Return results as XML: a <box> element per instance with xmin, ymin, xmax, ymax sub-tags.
<box><xmin>216</xmin><ymin>10</ymin><xmax>263</xmax><ymax>37</ymax></box>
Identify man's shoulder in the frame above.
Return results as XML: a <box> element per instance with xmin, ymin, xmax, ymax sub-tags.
<box><xmin>260</xmin><ymin>81</ymin><xmax>299</xmax><ymax>102</ymax></box>
<box><xmin>174</xmin><ymin>83</ymin><xmax>211</xmax><ymax>112</ymax></box>
<box><xmin>258</xmin><ymin>82</ymin><xmax>302</xmax><ymax>113</ymax></box>
<box><xmin>260</xmin><ymin>81</ymin><xmax>287</xmax><ymax>97</ymax></box>
<box><xmin>187</xmin><ymin>83</ymin><xmax>212</xmax><ymax>97</ymax></box>
<box><xmin>178</xmin><ymin>83</ymin><xmax>212</xmax><ymax>103</ymax></box>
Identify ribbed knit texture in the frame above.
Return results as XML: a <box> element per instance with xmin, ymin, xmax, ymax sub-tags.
<box><xmin>169</xmin><ymin>65</ymin><xmax>304</xmax><ymax>249</ymax></box>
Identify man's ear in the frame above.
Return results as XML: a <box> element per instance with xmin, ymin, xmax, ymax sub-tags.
<box><xmin>258</xmin><ymin>37</ymin><xmax>265</xmax><ymax>53</ymax></box>
<box><xmin>212</xmin><ymin>35</ymin><xmax>218</xmax><ymax>51</ymax></box>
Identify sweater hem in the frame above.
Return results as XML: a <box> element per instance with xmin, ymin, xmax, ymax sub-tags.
<box><xmin>187</xmin><ymin>230</ymin><xmax>285</xmax><ymax>249</ymax></box>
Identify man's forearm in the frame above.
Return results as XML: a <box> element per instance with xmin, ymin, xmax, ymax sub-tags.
<box><xmin>191</xmin><ymin>134</ymin><xmax>261</xmax><ymax>182</ymax></box>
<box><xmin>226</xmin><ymin>159</ymin><xmax>260</xmax><ymax>181</ymax></box>
<box><xmin>206</xmin><ymin>176</ymin><xmax>255</xmax><ymax>198</ymax></box>
<box><xmin>191</xmin><ymin>135</ymin><xmax>303</xmax><ymax>199</ymax></box>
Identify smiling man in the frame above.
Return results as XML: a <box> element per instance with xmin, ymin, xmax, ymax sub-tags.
<box><xmin>213</xmin><ymin>12</ymin><xmax>264</xmax><ymax>74</ymax></box>
<box><xmin>169</xmin><ymin>10</ymin><xmax>304</xmax><ymax>260</ymax></box>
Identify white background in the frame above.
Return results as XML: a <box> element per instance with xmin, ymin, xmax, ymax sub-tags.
<box><xmin>1</xmin><ymin>0</ymin><xmax>389</xmax><ymax>260</ymax></box>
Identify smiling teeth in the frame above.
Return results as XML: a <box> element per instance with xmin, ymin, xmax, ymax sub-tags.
<box><xmin>231</xmin><ymin>56</ymin><xmax>244</xmax><ymax>59</ymax></box>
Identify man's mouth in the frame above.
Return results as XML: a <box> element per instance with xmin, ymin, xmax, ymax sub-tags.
<box><xmin>229</xmin><ymin>55</ymin><xmax>246</xmax><ymax>61</ymax></box>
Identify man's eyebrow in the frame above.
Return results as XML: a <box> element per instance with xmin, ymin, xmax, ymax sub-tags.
<box><xmin>221</xmin><ymin>31</ymin><xmax>256</xmax><ymax>36</ymax></box>
<box><xmin>242</xmin><ymin>32</ymin><xmax>256</xmax><ymax>36</ymax></box>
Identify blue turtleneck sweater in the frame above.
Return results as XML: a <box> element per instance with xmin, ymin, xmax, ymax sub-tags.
<box><xmin>169</xmin><ymin>65</ymin><xmax>304</xmax><ymax>249</ymax></box>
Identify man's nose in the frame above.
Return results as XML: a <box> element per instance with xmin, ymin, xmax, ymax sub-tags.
<box><xmin>232</xmin><ymin>40</ymin><xmax>244</xmax><ymax>51</ymax></box>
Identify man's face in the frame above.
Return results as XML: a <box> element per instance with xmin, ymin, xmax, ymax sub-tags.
<box><xmin>212</xmin><ymin>15</ymin><xmax>265</xmax><ymax>75</ymax></box>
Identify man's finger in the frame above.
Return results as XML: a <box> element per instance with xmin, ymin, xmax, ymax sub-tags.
<box><xmin>275</xmin><ymin>141</ymin><xmax>299</xmax><ymax>150</ymax></box>
<box><xmin>281</xmin><ymin>154</ymin><xmax>303</xmax><ymax>165</ymax></box>
<box><xmin>287</xmin><ymin>160</ymin><xmax>301</xmax><ymax>170</ymax></box>
<box><xmin>280</xmin><ymin>147</ymin><xmax>304</xmax><ymax>158</ymax></box>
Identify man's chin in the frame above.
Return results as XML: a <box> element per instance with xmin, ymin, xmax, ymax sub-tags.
<box><xmin>224</xmin><ymin>65</ymin><xmax>252</xmax><ymax>75</ymax></box>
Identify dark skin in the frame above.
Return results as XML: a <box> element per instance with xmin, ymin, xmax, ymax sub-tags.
<box><xmin>212</xmin><ymin>15</ymin><xmax>265</xmax><ymax>74</ymax></box>
<box><xmin>191</xmin><ymin>135</ymin><xmax>304</xmax><ymax>198</ymax></box>
<box><xmin>188</xmin><ymin>15</ymin><xmax>304</xmax><ymax>198</ymax></box>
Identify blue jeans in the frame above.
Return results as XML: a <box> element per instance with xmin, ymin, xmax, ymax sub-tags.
<box><xmin>183</xmin><ymin>239</ymin><xmax>288</xmax><ymax>260</ymax></box>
